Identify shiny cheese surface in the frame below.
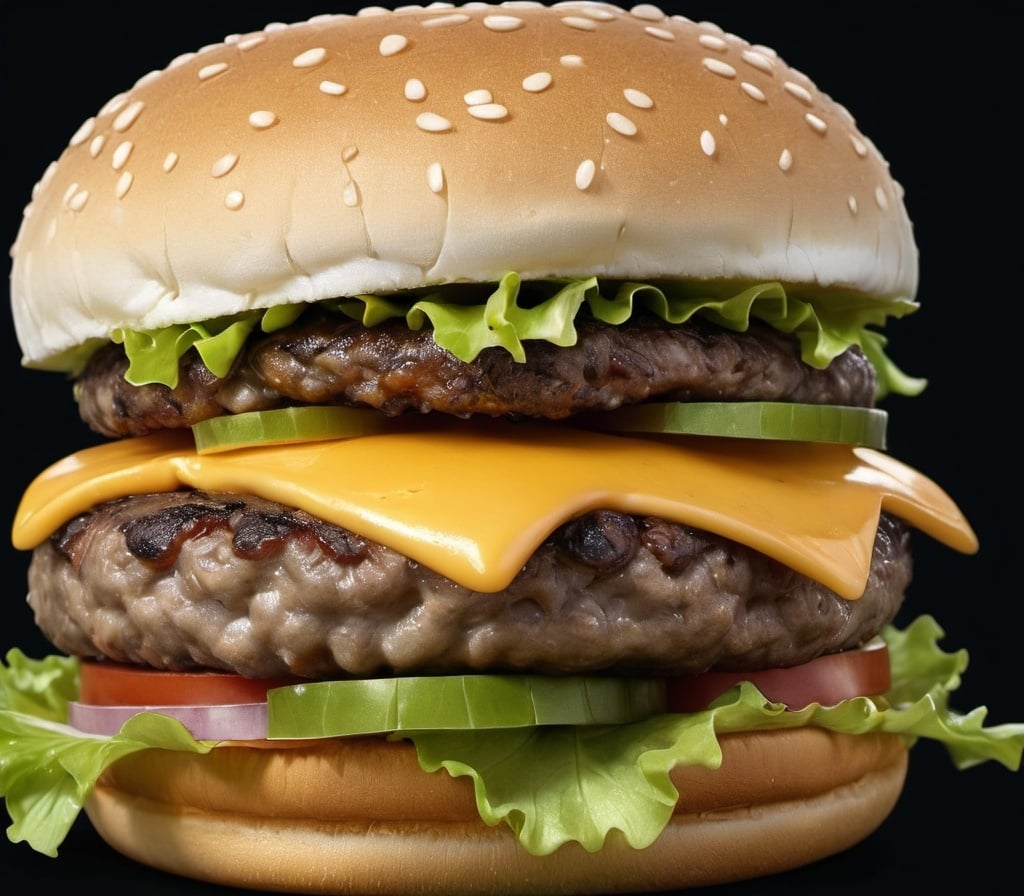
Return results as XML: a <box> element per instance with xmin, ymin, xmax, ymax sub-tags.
<box><xmin>12</xmin><ymin>421</ymin><xmax>977</xmax><ymax>598</ymax></box>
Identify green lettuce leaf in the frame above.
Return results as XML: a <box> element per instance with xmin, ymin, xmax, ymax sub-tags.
<box><xmin>0</xmin><ymin>649</ymin><xmax>214</xmax><ymax>856</ymax></box>
<box><xmin>2</xmin><ymin>616</ymin><xmax>1019</xmax><ymax>859</ymax></box>
<box><xmin>412</xmin><ymin>616</ymin><xmax>1024</xmax><ymax>854</ymax></box>
<box><xmin>112</xmin><ymin>276</ymin><xmax>923</xmax><ymax>398</ymax></box>
<box><xmin>111</xmin><ymin>303</ymin><xmax>305</xmax><ymax>388</ymax></box>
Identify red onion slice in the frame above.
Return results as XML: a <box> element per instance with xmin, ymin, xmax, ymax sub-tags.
<box><xmin>67</xmin><ymin>700</ymin><xmax>268</xmax><ymax>740</ymax></box>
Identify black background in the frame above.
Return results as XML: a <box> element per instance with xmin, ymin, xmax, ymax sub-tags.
<box><xmin>1</xmin><ymin>2</ymin><xmax>1021</xmax><ymax>893</ymax></box>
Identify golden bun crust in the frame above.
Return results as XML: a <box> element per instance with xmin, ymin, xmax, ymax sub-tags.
<box><xmin>84</xmin><ymin>728</ymin><xmax>908</xmax><ymax>894</ymax></box>
<box><xmin>11</xmin><ymin>2</ymin><xmax>916</xmax><ymax>370</ymax></box>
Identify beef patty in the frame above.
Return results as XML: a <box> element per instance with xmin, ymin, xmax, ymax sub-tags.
<box><xmin>28</xmin><ymin>490</ymin><xmax>910</xmax><ymax>679</ymax></box>
<box><xmin>76</xmin><ymin>312</ymin><xmax>877</xmax><ymax>438</ymax></box>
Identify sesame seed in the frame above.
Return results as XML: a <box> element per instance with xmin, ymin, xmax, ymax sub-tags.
<box><xmin>606</xmin><ymin>112</ymin><xmax>638</xmax><ymax>136</ymax></box>
<box><xmin>848</xmin><ymin>196</ymin><xmax>859</xmax><ymax>214</ymax></box>
<box><xmin>422</xmin><ymin>13</ymin><xmax>471</xmax><ymax>27</ymax></box>
<box><xmin>560</xmin><ymin>55</ymin><xmax>584</xmax><ymax>67</ymax></box>
<box><xmin>575</xmin><ymin>159</ymin><xmax>596</xmax><ymax>191</ymax></box>
<box><xmin>293</xmin><ymin>47</ymin><xmax>328</xmax><ymax>67</ymax></box>
<box><xmin>135</xmin><ymin>70</ymin><xmax>161</xmax><ymax>89</ymax></box>
<box><xmin>416</xmin><ymin>112</ymin><xmax>452</xmax><ymax>133</ymax></box>
<box><xmin>427</xmin><ymin>161</ymin><xmax>444</xmax><ymax>193</ymax></box>
<box><xmin>484</xmin><ymin>14</ymin><xmax>524</xmax><ymax>31</ymax></box>
<box><xmin>850</xmin><ymin>134</ymin><xmax>868</xmax><ymax>157</ymax></box>
<box><xmin>624</xmin><ymin>88</ymin><xmax>653</xmax><ymax>108</ymax></box>
<box><xmin>249</xmin><ymin>110</ymin><xmax>278</xmax><ymax>129</ymax></box>
<box><xmin>62</xmin><ymin>182</ymin><xmax>78</xmax><ymax>205</ymax></box>
<box><xmin>225</xmin><ymin>190</ymin><xmax>245</xmax><ymax>210</ymax></box>
<box><xmin>405</xmin><ymin>78</ymin><xmax>427</xmax><ymax>101</ymax></box>
<box><xmin>343</xmin><ymin>182</ymin><xmax>359</xmax><ymax>207</ymax></box>
<box><xmin>68</xmin><ymin>189</ymin><xmax>89</xmax><ymax>211</ymax></box>
<box><xmin>645</xmin><ymin>26</ymin><xmax>675</xmax><ymax>41</ymax></box>
<box><xmin>112</xmin><ymin>100</ymin><xmax>145</xmax><ymax>132</ymax></box>
<box><xmin>198</xmin><ymin>62</ymin><xmax>229</xmax><ymax>81</ymax></box>
<box><xmin>700</xmin><ymin>130</ymin><xmax>716</xmax><ymax>156</ymax></box>
<box><xmin>740</xmin><ymin>82</ymin><xmax>766</xmax><ymax>102</ymax></box>
<box><xmin>69</xmin><ymin>117</ymin><xmax>95</xmax><ymax>147</ymax></box>
<box><xmin>522</xmin><ymin>71</ymin><xmax>553</xmax><ymax>92</ymax></box>
<box><xmin>789</xmin><ymin>67</ymin><xmax>816</xmax><ymax>89</ymax></box>
<box><xmin>577</xmin><ymin>5</ymin><xmax>616</xmax><ymax>20</ymax></box>
<box><xmin>874</xmin><ymin>185</ymin><xmax>888</xmax><ymax>209</ymax></box>
<box><xmin>115</xmin><ymin>171</ymin><xmax>133</xmax><ymax>199</ymax></box>
<box><xmin>212</xmin><ymin>153</ymin><xmax>239</xmax><ymax>177</ymax></box>
<box><xmin>702</xmin><ymin>58</ymin><xmax>736</xmax><ymax>78</ymax></box>
<box><xmin>719</xmin><ymin>113</ymin><xmax>728</xmax><ymax>126</ymax></box>
<box><xmin>751</xmin><ymin>43</ymin><xmax>779</xmax><ymax>59</ymax></box>
<box><xmin>805</xmin><ymin>113</ymin><xmax>828</xmax><ymax>134</ymax></box>
<box><xmin>834</xmin><ymin>102</ymin><xmax>856</xmax><ymax>124</ymax></box>
<box><xmin>784</xmin><ymin>81</ymin><xmax>813</xmax><ymax>105</ymax></box>
<box><xmin>163</xmin><ymin>152</ymin><xmax>179</xmax><ymax>172</ymax></box>
<box><xmin>740</xmin><ymin>49</ymin><xmax>774</xmax><ymax>73</ymax></box>
<box><xmin>320</xmin><ymin>80</ymin><xmax>347</xmax><ymax>96</ymax></box>
<box><xmin>38</xmin><ymin>162</ymin><xmax>57</xmax><ymax>191</ymax></box>
<box><xmin>468</xmin><ymin>103</ymin><xmax>509</xmax><ymax>121</ymax></box>
<box><xmin>631</xmin><ymin>4</ymin><xmax>666</xmax><ymax>21</ymax></box>
<box><xmin>89</xmin><ymin>134</ymin><xmax>106</xmax><ymax>158</ymax></box>
<box><xmin>111</xmin><ymin>141</ymin><xmax>133</xmax><ymax>170</ymax></box>
<box><xmin>380</xmin><ymin>34</ymin><xmax>409</xmax><ymax>56</ymax></box>
<box><xmin>237</xmin><ymin>35</ymin><xmax>266</xmax><ymax>50</ymax></box>
<box><xmin>778</xmin><ymin>148</ymin><xmax>793</xmax><ymax>171</ymax></box>
<box><xmin>99</xmin><ymin>93</ymin><xmax>128</xmax><ymax>116</ymax></box>
<box><xmin>562</xmin><ymin>16</ymin><xmax>597</xmax><ymax>31</ymax></box>
<box><xmin>698</xmin><ymin>34</ymin><xmax>727</xmax><ymax>51</ymax></box>
<box><xmin>464</xmin><ymin>89</ymin><xmax>493</xmax><ymax>106</ymax></box>
<box><xmin>168</xmin><ymin>53</ymin><xmax>196</xmax><ymax>70</ymax></box>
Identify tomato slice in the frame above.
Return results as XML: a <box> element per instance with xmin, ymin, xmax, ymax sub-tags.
<box><xmin>77</xmin><ymin>638</ymin><xmax>890</xmax><ymax>738</ymax></box>
<box><xmin>78</xmin><ymin>660</ymin><xmax>304</xmax><ymax>707</ymax></box>
<box><xmin>665</xmin><ymin>639</ymin><xmax>891</xmax><ymax>712</ymax></box>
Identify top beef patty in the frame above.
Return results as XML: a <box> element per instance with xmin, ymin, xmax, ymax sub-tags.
<box><xmin>76</xmin><ymin>313</ymin><xmax>877</xmax><ymax>437</ymax></box>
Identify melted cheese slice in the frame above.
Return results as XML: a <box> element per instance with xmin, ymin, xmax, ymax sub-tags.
<box><xmin>11</xmin><ymin>420</ymin><xmax>977</xmax><ymax>599</ymax></box>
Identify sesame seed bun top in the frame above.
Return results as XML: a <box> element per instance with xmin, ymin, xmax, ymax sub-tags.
<box><xmin>9</xmin><ymin>2</ymin><xmax>917</xmax><ymax>371</ymax></box>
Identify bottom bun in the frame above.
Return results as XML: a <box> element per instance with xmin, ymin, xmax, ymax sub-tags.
<box><xmin>84</xmin><ymin>727</ymin><xmax>908</xmax><ymax>895</ymax></box>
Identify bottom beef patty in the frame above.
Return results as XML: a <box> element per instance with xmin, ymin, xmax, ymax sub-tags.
<box><xmin>27</xmin><ymin>491</ymin><xmax>911</xmax><ymax>679</ymax></box>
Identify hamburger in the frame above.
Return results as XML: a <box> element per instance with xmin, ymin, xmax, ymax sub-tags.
<box><xmin>2</xmin><ymin>3</ymin><xmax>1022</xmax><ymax>894</ymax></box>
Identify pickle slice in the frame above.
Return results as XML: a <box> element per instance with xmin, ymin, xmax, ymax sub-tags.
<box><xmin>192</xmin><ymin>406</ymin><xmax>392</xmax><ymax>454</ymax></box>
<box><xmin>266</xmin><ymin>674</ymin><xmax>665</xmax><ymax>738</ymax></box>
<box><xmin>588</xmin><ymin>401</ymin><xmax>887</xmax><ymax>448</ymax></box>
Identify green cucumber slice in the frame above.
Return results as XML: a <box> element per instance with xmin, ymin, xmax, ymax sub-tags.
<box><xmin>266</xmin><ymin>674</ymin><xmax>665</xmax><ymax>738</ymax></box>
<box><xmin>191</xmin><ymin>406</ymin><xmax>392</xmax><ymax>454</ymax></box>
<box><xmin>588</xmin><ymin>401</ymin><xmax>887</xmax><ymax>448</ymax></box>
